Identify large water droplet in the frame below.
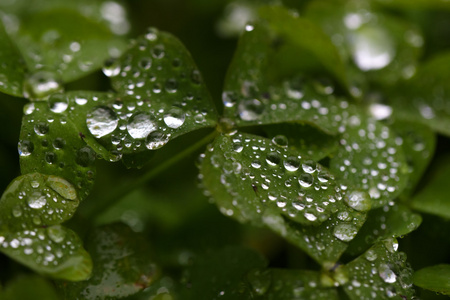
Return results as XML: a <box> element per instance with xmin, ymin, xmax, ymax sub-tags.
<box><xmin>302</xmin><ymin>160</ymin><xmax>316</xmax><ymax>173</ymax></box>
<box><xmin>47</xmin><ymin>176</ymin><xmax>77</xmax><ymax>200</ymax></box>
<box><xmin>351</xmin><ymin>26</ymin><xmax>395</xmax><ymax>71</ymax></box>
<box><xmin>238</xmin><ymin>99</ymin><xmax>264</xmax><ymax>121</ymax></box>
<box><xmin>34</xmin><ymin>122</ymin><xmax>49</xmax><ymax>136</ymax></box>
<box><xmin>145</xmin><ymin>131</ymin><xmax>169</xmax><ymax>150</ymax></box>
<box><xmin>103</xmin><ymin>58</ymin><xmax>121</xmax><ymax>77</ymax></box>
<box><xmin>86</xmin><ymin>106</ymin><xmax>119</xmax><ymax>138</ymax></box>
<box><xmin>127</xmin><ymin>112</ymin><xmax>157</xmax><ymax>139</ymax></box>
<box><xmin>333</xmin><ymin>223</ymin><xmax>358</xmax><ymax>242</ymax></box>
<box><xmin>18</xmin><ymin>140</ymin><xmax>34</xmax><ymax>156</ymax></box>
<box><xmin>272</xmin><ymin>135</ymin><xmax>288</xmax><ymax>148</ymax></box>
<box><xmin>284</xmin><ymin>156</ymin><xmax>300</xmax><ymax>171</ymax></box>
<box><xmin>48</xmin><ymin>94</ymin><xmax>68</xmax><ymax>113</ymax></box>
<box><xmin>299</xmin><ymin>173</ymin><xmax>314</xmax><ymax>188</ymax></box>
<box><xmin>47</xmin><ymin>225</ymin><xmax>66</xmax><ymax>243</ymax></box>
<box><xmin>164</xmin><ymin>107</ymin><xmax>185</xmax><ymax>129</ymax></box>
<box><xmin>27</xmin><ymin>191</ymin><xmax>47</xmax><ymax>209</ymax></box>
<box><xmin>345</xmin><ymin>191</ymin><xmax>371</xmax><ymax>211</ymax></box>
<box><xmin>76</xmin><ymin>147</ymin><xmax>96</xmax><ymax>167</ymax></box>
<box><xmin>23</xmin><ymin>71</ymin><xmax>62</xmax><ymax>99</ymax></box>
<box><xmin>378</xmin><ymin>264</ymin><xmax>397</xmax><ymax>283</ymax></box>
<box><xmin>266</xmin><ymin>152</ymin><xmax>281</xmax><ymax>166</ymax></box>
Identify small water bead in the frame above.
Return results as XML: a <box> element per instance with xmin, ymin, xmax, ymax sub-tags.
<box><xmin>18</xmin><ymin>140</ymin><xmax>34</xmax><ymax>156</ymax></box>
<box><xmin>304</xmin><ymin>212</ymin><xmax>317</xmax><ymax>221</ymax></box>
<box><xmin>364</xmin><ymin>249</ymin><xmax>378</xmax><ymax>261</ymax></box>
<box><xmin>284</xmin><ymin>156</ymin><xmax>300</xmax><ymax>171</ymax></box>
<box><xmin>238</xmin><ymin>99</ymin><xmax>265</xmax><ymax>121</ymax></box>
<box><xmin>76</xmin><ymin>147</ymin><xmax>96</xmax><ymax>167</ymax></box>
<box><xmin>103</xmin><ymin>58</ymin><xmax>121</xmax><ymax>77</ymax></box>
<box><xmin>27</xmin><ymin>191</ymin><xmax>47</xmax><ymax>209</ymax></box>
<box><xmin>333</xmin><ymin>223</ymin><xmax>358</xmax><ymax>242</ymax></box>
<box><xmin>145</xmin><ymin>27</ymin><xmax>158</xmax><ymax>41</ymax></box>
<box><xmin>34</xmin><ymin>122</ymin><xmax>49</xmax><ymax>136</ymax></box>
<box><xmin>12</xmin><ymin>205</ymin><xmax>22</xmax><ymax>217</ymax></box>
<box><xmin>292</xmin><ymin>199</ymin><xmax>305</xmax><ymax>211</ymax></box>
<box><xmin>222</xmin><ymin>91</ymin><xmax>237</xmax><ymax>108</ymax></box>
<box><xmin>47</xmin><ymin>225</ymin><xmax>66</xmax><ymax>243</ymax></box>
<box><xmin>145</xmin><ymin>131</ymin><xmax>169</xmax><ymax>150</ymax></box>
<box><xmin>127</xmin><ymin>112</ymin><xmax>157</xmax><ymax>139</ymax></box>
<box><xmin>23</xmin><ymin>103</ymin><xmax>35</xmax><ymax>115</ymax></box>
<box><xmin>138</xmin><ymin>57</ymin><xmax>152</xmax><ymax>70</ymax></box>
<box><xmin>265</xmin><ymin>152</ymin><xmax>281</xmax><ymax>166</ymax></box>
<box><xmin>52</xmin><ymin>138</ymin><xmax>66</xmax><ymax>150</ymax></box>
<box><xmin>302</xmin><ymin>160</ymin><xmax>317</xmax><ymax>173</ymax></box>
<box><xmin>47</xmin><ymin>176</ymin><xmax>77</xmax><ymax>200</ymax></box>
<box><xmin>75</xmin><ymin>97</ymin><xmax>88</xmax><ymax>105</ymax></box>
<box><xmin>247</xmin><ymin>269</ymin><xmax>272</xmax><ymax>296</ymax></box>
<box><xmin>48</xmin><ymin>94</ymin><xmax>68</xmax><ymax>113</ymax></box>
<box><xmin>164</xmin><ymin>107</ymin><xmax>185</xmax><ymax>129</ymax></box>
<box><xmin>152</xmin><ymin>44</ymin><xmax>165</xmax><ymax>59</ymax></box>
<box><xmin>45</xmin><ymin>152</ymin><xmax>57</xmax><ymax>164</ymax></box>
<box><xmin>299</xmin><ymin>173</ymin><xmax>314</xmax><ymax>188</ymax></box>
<box><xmin>165</xmin><ymin>78</ymin><xmax>178</xmax><ymax>93</ymax></box>
<box><xmin>251</xmin><ymin>160</ymin><xmax>261</xmax><ymax>169</ymax></box>
<box><xmin>87</xmin><ymin>106</ymin><xmax>119</xmax><ymax>138</ymax></box>
<box><xmin>272</xmin><ymin>135</ymin><xmax>288</xmax><ymax>148</ymax></box>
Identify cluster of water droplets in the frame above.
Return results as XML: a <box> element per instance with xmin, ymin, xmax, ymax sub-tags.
<box><xmin>343</xmin><ymin>240</ymin><xmax>415</xmax><ymax>300</ymax></box>
<box><xmin>0</xmin><ymin>173</ymin><xmax>79</xmax><ymax>231</ymax></box>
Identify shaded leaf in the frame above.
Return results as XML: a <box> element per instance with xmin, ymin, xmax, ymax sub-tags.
<box><xmin>200</xmin><ymin>132</ymin><xmax>368</xmax><ymax>265</ymax></box>
<box><xmin>259</xmin><ymin>6</ymin><xmax>349</xmax><ymax>89</ymax></box>
<box><xmin>0</xmin><ymin>22</ymin><xmax>27</xmax><ymax>97</ymax></box>
<box><xmin>342</xmin><ymin>241</ymin><xmax>416</xmax><ymax>300</ymax></box>
<box><xmin>0</xmin><ymin>275</ymin><xmax>59</xmax><ymax>300</ymax></box>
<box><xmin>59</xmin><ymin>223</ymin><xmax>160</xmax><ymax>300</ymax></box>
<box><xmin>391</xmin><ymin>53</ymin><xmax>450</xmax><ymax>136</ymax></box>
<box><xmin>304</xmin><ymin>0</ymin><xmax>423</xmax><ymax>87</ymax></box>
<box><xmin>374</xmin><ymin>0</ymin><xmax>450</xmax><ymax>10</ymax></box>
<box><xmin>19</xmin><ymin>101</ymin><xmax>96</xmax><ymax>200</ymax></box>
<box><xmin>411</xmin><ymin>156</ymin><xmax>450</xmax><ymax>219</ymax></box>
<box><xmin>262</xmin><ymin>123</ymin><xmax>339</xmax><ymax>161</ymax></box>
<box><xmin>0</xmin><ymin>226</ymin><xmax>91</xmax><ymax>281</ymax></box>
<box><xmin>250</xmin><ymin>269</ymin><xmax>339</xmax><ymax>299</ymax></box>
<box><xmin>413</xmin><ymin>264</ymin><xmax>450</xmax><ymax>296</ymax></box>
<box><xmin>180</xmin><ymin>246</ymin><xmax>267</xmax><ymax>300</ymax></box>
<box><xmin>346</xmin><ymin>204</ymin><xmax>422</xmax><ymax>256</ymax></box>
<box><xmin>391</xmin><ymin>121</ymin><xmax>436</xmax><ymax>198</ymax></box>
<box><xmin>2</xmin><ymin>0</ymin><xmax>128</xmax><ymax>94</ymax></box>
<box><xmin>0</xmin><ymin>173</ymin><xmax>92</xmax><ymax>281</ymax></box>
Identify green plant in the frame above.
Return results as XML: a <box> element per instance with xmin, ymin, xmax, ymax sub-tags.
<box><xmin>1</xmin><ymin>0</ymin><xmax>450</xmax><ymax>299</ymax></box>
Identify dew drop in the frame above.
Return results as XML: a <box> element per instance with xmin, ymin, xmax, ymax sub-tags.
<box><xmin>27</xmin><ymin>191</ymin><xmax>47</xmax><ymax>209</ymax></box>
<box><xmin>165</xmin><ymin>78</ymin><xmax>178</xmax><ymax>93</ymax></box>
<box><xmin>52</xmin><ymin>137</ymin><xmax>66</xmax><ymax>150</ymax></box>
<box><xmin>145</xmin><ymin>131</ymin><xmax>169</xmax><ymax>150</ymax></box>
<box><xmin>164</xmin><ymin>107</ymin><xmax>185</xmax><ymax>129</ymax></box>
<box><xmin>87</xmin><ymin>106</ymin><xmax>119</xmax><ymax>138</ymax></box>
<box><xmin>304</xmin><ymin>212</ymin><xmax>317</xmax><ymax>221</ymax></box>
<box><xmin>34</xmin><ymin>122</ymin><xmax>49</xmax><ymax>136</ymax></box>
<box><xmin>48</xmin><ymin>94</ymin><xmax>68</xmax><ymax>113</ymax></box>
<box><xmin>47</xmin><ymin>176</ymin><xmax>77</xmax><ymax>200</ymax></box>
<box><xmin>299</xmin><ymin>173</ymin><xmax>314</xmax><ymax>188</ymax></box>
<box><xmin>345</xmin><ymin>191</ymin><xmax>371</xmax><ymax>211</ymax></box>
<box><xmin>138</xmin><ymin>57</ymin><xmax>152</xmax><ymax>70</ymax></box>
<box><xmin>47</xmin><ymin>225</ymin><xmax>66</xmax><ymax>243</ymax></box>
<box><xmin>23</xmin><ymin>71</ymin><xmax>62</xmax><ymax>99</ymax></box>
<box><xmin>364</xmin><ymin>249</ymin><xmax>377</xmax><ymax>261</ymax></box>
<box><xmin>302</xmin><ymin>160</ymin><xmax>316</xmax><ymax>173</ymax></box>
<box><xmin>284</xmin><ymin>156</ymin><xmax>300</xmax><ymax>171</ymax></box>
<box><xmin>238</xmin><ymin>99</ymin><xmax>264</xmax><ymax>121</ymax></box>
<box><xmin>18</xmin><ymin>140</ymin><xmax>34</xmax><ymax>156</ymax></box>
<box><xmin>102</xmin><ymin>58</ymin><xmax>121</xmax><ymax>77</ymax></box>
<box><xmin>45</xmin><ymin>152</ymin><xmax>57</xmax><ymax>164</ymax></box>
<box><xmin>265</xmin><ymin>152</ymin><xmax>281</xmax><ymax>166</ymax></box>
<box><xmin>272</xmin><ymin>135</ymin><xmax>288</xmax><ymax>148</ymax></box>
<box><xmin>333</xmin><ymin>223</ymin><xmax>358</xmax><ymax>242</ymax></box>
<box><xmin>127</xmin><ymin>112</ymin><xmax>157</xmax><ymax>139</ymax></box>
<box><xmin>378</xmin><ymin>264</ymin><xmax>397</xmax><ymax>283</ymax></box>
<box><xmin>247</xmin><ymin>269</ymin><xmax>271</xmax><ymax>296</ymax></box>
<box><xmin>76</xmin><ymin>147</ymin><xmax>96</xmax><ymax>167</ymax></box>
<box><xmin>75</xmin><ymin>97</ymin><xmax>88</xmax><ymax>105</ymax></box>
<box><xmin>152</xmin><ymin>44</ymin><xmax>165</xmax><ymax>59</ymax></box>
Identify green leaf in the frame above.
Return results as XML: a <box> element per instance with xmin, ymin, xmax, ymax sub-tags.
<box><xmin>341</xmin><ymin>241</ymin><xmax>416</xmax><ymax>300</ymax></box>
<box><xmin>392</xmin><ymin>121</ymin><xmax>436</xmax><ymax>198</ymax></box>
<box><xmin>262</xmin><ymin>123</ymin><xmax>339</xmax><ymax>161</ymax></box>
<box><xmin>0</xmin><ymin>22</ymin><xmax>27</xmax><ymax>97</ymax></box>
<box><xmin>346</xmin><ymin>204</ymin><xmax>422</xmax><ymax>256</ymax></box>
<box><xmin>391</xmin><ymin>53</ymin><xmax>450</xmax><ymax>136</ymax></box>
<box><xmin>411</xmin><ymin>156</ymin><xmax>450</xmax><ymax>219</ymax></box>
<box><xmin>413</xmin><ymin>264</ymin><xmax>450</xmax><ymax>296</ymax></box>
<box><xmin>249</xmin><ymin>269</ymin><xmax>339</xmax><ymax>299</ymax></box>
<box><xmin>259</xmin><ymin>6</ymin><xmax>349</xmax><ymax>90</ymax></box>
<box><xmin>200</xmin><ymin>132</ymin><xmax>368</xmax><ymax>265</ymax></box>
<box><xmin>2</xmin><ymin>0</ymin><xmax>128</xmax><ymax>96</ymax></box>
<box><xmin>329</xmin><ymin>115</ymin><xmax>409</xmax><ymax>208</ymax></box>
<box><xmin>304</xmin><ymin>0</ymin><xmax>423</xmax><ymax>87</ymax></box>
<box><xmin>0</xmin><ymin>275</ymin><xmax>59</xmax><ymax>300</ymax></box>
<box><xmin>179</xmin><ymin>246</ymin><xmax>267</xmax><ymax>300</ymax></box>
<box><xmin>59</xmin><ymin>223</ymin><xmax>160</xmax><ymax>300</ymax></box>
<box><xmin>0</xmin><ymin>173</ymin><xmax>92</xmax><ymax>281</ymax></box>
<box><xmin>374</xmin><ymin>0</ymin><xmax>450</xmax><ymax>10</ymax></box>
<box><xmin>19</xmin><ymin>101</ymin><xmax>96</xmax><ymax>201</ymax></box>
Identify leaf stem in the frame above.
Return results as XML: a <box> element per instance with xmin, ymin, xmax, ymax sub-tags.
<box><xmin>84</xmin><ymin>130</ymin><xmax>218</xmax><ymax>218</ymax></box>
